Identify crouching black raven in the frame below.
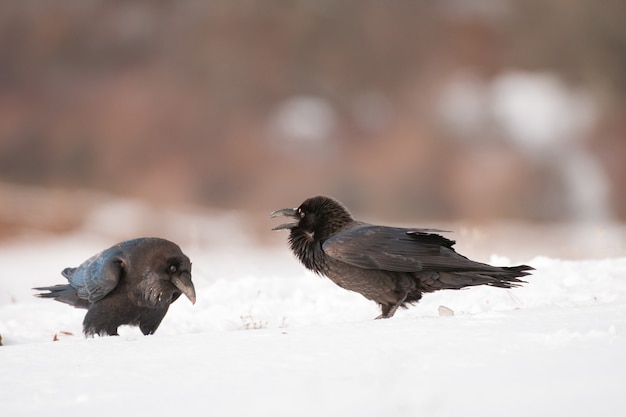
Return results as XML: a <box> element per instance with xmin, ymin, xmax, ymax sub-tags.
<box><xmin>271</xmin><ymin>196</ymin><xmax>533</xmax><ymax>319</ymax></box>
<box><xmin>33</xmin><ymin>237</ymin><xmax>196</xmax><ymax>336</ymax></box>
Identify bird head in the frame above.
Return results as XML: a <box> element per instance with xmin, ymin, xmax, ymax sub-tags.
<box><xmin>166</xmin><ymin>256</ymin><xmax>196</xmax><ymax>305</ymax></box>
<box><xmin>131</xmin><ymin>238</ymin><xmax>197</xmax><ymax>307</ymax></box>
<box><xmin>270</xmin><ymin>196</ymin><xmax>354</xmax><ymax>242</ymax></box>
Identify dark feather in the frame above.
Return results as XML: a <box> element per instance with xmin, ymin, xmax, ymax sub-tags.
<box><xmin>272</xmin><ymin>196</ymin><xmax>533</xmax><ymax>319</ymax></box>
<box><xmin>33</xmin><ymin>237</ymin><xmax>196</xmax><ymax>336</ymax></box>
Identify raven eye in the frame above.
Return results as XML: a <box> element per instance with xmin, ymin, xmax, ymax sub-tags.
<box><xmin>297</xmin><ymin>208</ymin><xmax>305</xmax><ymax>218</ymax></box>
<box><xmin>168</xmin><ymin>265</ymin><xmax>177</xmax><ymax>274</ymax></box>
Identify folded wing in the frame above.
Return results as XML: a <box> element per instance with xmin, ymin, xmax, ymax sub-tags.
<box><xmin>63</xmin><ymin>249</ymin><xmax>126</xmax><ymax>303</ymax></box>
<box><xmin>322</xmin><ymin>225</ymin><xmax>510</xmax><ymax>273</ymax></box>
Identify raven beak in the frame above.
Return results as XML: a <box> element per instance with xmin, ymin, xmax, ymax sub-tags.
<box><xmin>270</xmin><ymin>208</ymin><xmax>300</xmax><ymax>231</ymax></box>
<box><xmin>172</xmin><ymin>272</ymin><xmax>196</xmax><ymax>304</ymax></box>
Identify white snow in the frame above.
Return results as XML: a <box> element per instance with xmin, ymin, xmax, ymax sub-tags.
<box><xmin>1</xmin><ymin>226</ymin><xmax>626</xmax><ymax>417</ymax></box>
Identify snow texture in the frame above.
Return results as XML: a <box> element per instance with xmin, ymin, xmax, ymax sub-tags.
<box><xmin>1</xmin><ymin>231</ymin><xmax>626</xmax><ymax>417</ymax></box>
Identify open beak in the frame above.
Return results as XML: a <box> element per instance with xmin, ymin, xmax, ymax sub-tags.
<box><xmin>270</xmin><ymin>207</ymin><xmax>299</xmax><ymax>231</ymax></box>
<box><xmin>172</xmin><ymin>272</ymin><xmax>196</xmax><ymax>304</ymax></box>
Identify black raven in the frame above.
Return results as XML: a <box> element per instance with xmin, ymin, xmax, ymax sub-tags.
<box><xmin>33</xmin><ymin>237</ymin><xmax>196</xmax><ymax>336</ymax></box>
<box><xmin>271</xmin><ymin>196</ymin><xmax>533</xmax><ymax>318</ymax></box>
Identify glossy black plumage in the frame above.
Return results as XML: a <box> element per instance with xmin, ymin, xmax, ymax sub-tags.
<box><xmin>33</xmin><ymin>237</ymin><xmax>196</xmax><ymax>336</ymax></box>
<box><xmin>271</xmin><ymin>196</ymin><xmax>533</xmax><ymax>318</ymax></box>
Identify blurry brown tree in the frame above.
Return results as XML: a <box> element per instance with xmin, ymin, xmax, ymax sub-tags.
<box><xmin>0</xmin><ymin>0</ymin><xmax>625</xmax><ymax>226</ymax></box>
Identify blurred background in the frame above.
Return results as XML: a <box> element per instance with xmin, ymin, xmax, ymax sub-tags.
<box><xmin>1</xmin><ymin>0</ymin><xmax>625</xmax><ymax>258</ymax></box>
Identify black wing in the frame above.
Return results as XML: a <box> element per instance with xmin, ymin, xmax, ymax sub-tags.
<box><xmin>64</xmin><ymin>249</ymin><xmax>126</xmax><ymax>303</ymax></box>
<box><xmin>322</xmin><ymin>225</ymin><xmax>501</xmax><ymax>273</ymax></box>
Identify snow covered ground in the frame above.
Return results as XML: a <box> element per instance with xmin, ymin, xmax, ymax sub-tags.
<box><xmin>1</xmin><ymin>223</ymin><xmax>626</xmax><ymax>417</ymax></box>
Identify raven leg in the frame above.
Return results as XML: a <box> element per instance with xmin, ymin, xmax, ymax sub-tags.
<box><xmin>84</xmin><ymin>322</ymin><xmax>119</xmax><ymax>337</ymax></box>
<box><xmin>375</xmin><ymin>291</ymin><xmax>408</xmax><ymax>319</ymax></box>
<box><xmin>83</xmin><ymin>305</ymin><xmax>120</xmax><ymax>336</ymax></box>
<box><xmin>375</xmin><ymin>309</ymin><xmax>389</xmax><ymax>320</ymax></box>
<box><xmin>138</xmin><ymin>309</ymin><xmax>168</xmax><ymax>335</ymax></box>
